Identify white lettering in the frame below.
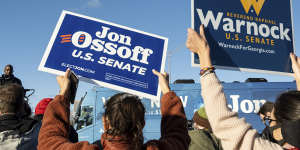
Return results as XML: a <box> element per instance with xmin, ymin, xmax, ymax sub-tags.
<box><xmin>246</xmin><ymin>22</ymin><xmax>258</xmax><ymax>36</ymax></box>
<box><xmin>95</xmin><ymin>26</ymin><xmax>110</xmax><ymax>39</ymax></box>
<box><xmin>228</xmin><ymin>95</ymin><xmax>269</xmax><ymax>113</ymax></box>
<box><xmin>196</xmin><ymin>9</ymin><xmax>291</xmax><ymax>41</ymax></box>
<box><xmin>122</xmin><ymin>63</ymin><xmax>131</xmax><ymax>72</ymax></box>
<box><xmin>253</xmin><ymin>99</ymin><xmax>266</xmax><ymax>113</ymax></box>
<box><xmin>107</xmin><ymin>32</ymin><xmax>119</xmax><ymax>42</ymax></box>
<box><xmin>97</xmin><ymin>57</ymin><xmax>107</xmax><ymax>64</ymax></box>
<box><xmin>130</xmin><ymin>46</ymin><xmax>142</xmax><ymax>62</ymax></box>
<box><xmin>138</xmin><ymin>67</ymin><xmax>146</xmax><ymax>75</ymax></box>
<box><xmin>197</xmin><ymin>9</ymin><xmax>223</xmax><ymax>30</ymax></box>
<box><xmin>117</xmin><ymin>46</ymin><xmax>132</xmax><ymax>59</ymax></box>
<box><xmin>280</xmin><ymin>23</ymin><xmax>291</xmax><ymax>41</ymax></box>
<box><xmin>72</xmin><ymin>25</ymin><xmax>154</xmax><ymax>65</ymax></box>
<box><xmin>240</xmin><ymin>99</ymin><xmax>254</xmax><ymax>113</ymax></box>
<box><xmin>113</xmin><ymin>60</ymin><xmax>124</xmax><ymax>69</ymax></box>
<box><xmin>179</xmin><ymin>96</ymin><xmax>188</xmax><ymax>108</ymax></box>
<box><xmin>271</xmin><ymin>26</ymin><xmax>280</xmax><ymax>39</ymax></box>
<box><xmin>228</xmin><ymin>95</ymin><xmax>239</xmax><ymax>112</ymax></box>
<box><xmin>72</xmin><ymin>50</ymin><xmax>82</xmax><ymax>58</ymax></box>
<box><xmin>259</xmin><ymin>24</ymin><xmax>270</xmax><ymax>37</ymax></box>
<box><xmin>72</xmin><ymin>31</ymin><xmax>92</xmax><ymax>48</ymax></box>
<box><xmin>105</xmin><ymin>58</ymin><xmax>115</xmax><ymax>67</ymax></box>
<box><xmin>236</xmin><ymin>20</ymin><xmax>246</xmax><ymax>33</ymax></box>
<box><xmin>119</xmin><ymin>35</ymin><xmax>132</xmax><ymax>46</ymax></box>
<box><xmin>90</xmin><ymin>39</ymin><xmax>105</xmax><ymax>52</ymax></box>
<box><xmin>223</xmin><ymin>18</ymin><xmax>235</xmax><ymax>32</ymax></box>
<box><xmin>104</xmin><ymin>43</ymin><xmax>117</xmax><ymax>55</ymax></box>
<box><xmin>151</xmin><ymin>98</ymin><xmax>160</xmax><ymax>108</ymax></box>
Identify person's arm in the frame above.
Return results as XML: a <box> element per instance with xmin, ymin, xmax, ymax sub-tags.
<box><xmin>186</xmin><ymin>25</ymin><xmax>282</xmax><ymax>150</ymax></box>
<box><xmin>290</xmin><ymin>53</ymin><xmax>300</xmax><ymax>91</ymax></box>
<box><xmin>38</xmin><ymin>69</ymin><xmax>99</xmax><ymax>150</ymax></box>
<box><xmin>200</xmin><ymin>73</ymin><xmax>283</xmax><ymax>150</ymax></box>
<box><xmin>151</xmin><ymin>70</ymin><xmax>190</xmax><ymax>150</ymax></box>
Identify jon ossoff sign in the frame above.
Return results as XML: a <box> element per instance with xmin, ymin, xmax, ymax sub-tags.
<box><xmin>39</xmin><ymin>10</ymin><xmax>168</xmax><ymax>99</ymax></box>
<box><xmin>191</xmin><ymin>0</ymin><xmax>295</xmax><ymax>75</ymax></box>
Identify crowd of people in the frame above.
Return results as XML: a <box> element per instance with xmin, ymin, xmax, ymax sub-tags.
<box><xmin>1</xmin><ymin>25</ymin><xmax>300</xmax><ymax>150</ymax></box>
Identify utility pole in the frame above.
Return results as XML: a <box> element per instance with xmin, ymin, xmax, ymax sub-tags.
<box><xmin>167</xmin><ymin>45</ymin><xmax>183</xmax><ymax>83</ymax></box>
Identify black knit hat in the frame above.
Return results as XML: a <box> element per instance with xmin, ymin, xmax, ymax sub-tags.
<box><xmin>281</xmin><ymin>120</ymin><xmax>300</xmax><ymax>148</ymax></box>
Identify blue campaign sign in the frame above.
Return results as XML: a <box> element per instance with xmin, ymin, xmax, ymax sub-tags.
<box><xmin>39</xmin><ymin>10</ymin><xmax>168</xmax><ymax>99</ymax></box>
<box><xmin>191</xmin><ymin>0</ymin><xmax>295</xmax><ymax>75</ymax></box>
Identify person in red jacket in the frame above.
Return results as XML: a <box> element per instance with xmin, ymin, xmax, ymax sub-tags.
<box><xmin>37</xmin><ymin>68</ymin><xmax>190</xmax><ymax>150</ymax></box>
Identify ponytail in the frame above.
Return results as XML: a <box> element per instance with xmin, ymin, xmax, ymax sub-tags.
<box><xmin>104</xmin><ymin>93</ymin><xmax>145</xmax><ymax>150</ymax></box>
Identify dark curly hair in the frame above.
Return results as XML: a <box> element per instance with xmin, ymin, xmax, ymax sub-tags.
<box><xmin>104</xmin><ymin>93</ymin><xmax>145</xmax><ymax>150</ymax></box>
<box><xmin>274</xmin><ymin>90</ymin><xmax>300</xmax><ymax>123</ymax></box>
<box><xmin>257</xmin><ymin>101</ymin><xmax>274</xmax><ymax>116</ymax></box>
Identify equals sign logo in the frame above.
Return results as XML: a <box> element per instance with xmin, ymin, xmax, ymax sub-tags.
<box><xmin>60</xmin><ymin>34</ymin><xmax>86</xmax><ymax>44</ymax></box>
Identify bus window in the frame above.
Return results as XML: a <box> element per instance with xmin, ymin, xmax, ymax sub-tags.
<box><xmin>76</xmin><ymin>106</ymin><xmax>94</xmax><ymax>130</ymax></box>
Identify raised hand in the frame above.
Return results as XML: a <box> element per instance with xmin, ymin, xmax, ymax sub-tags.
<box><xmin>56</xmin><ymin>68</ymin><xmax>71</xmax><ymax>96</ymax></box>
<box><xmin>186</xmin><ymin>25</ymin><xmax>212</xmax><ymax>69</ymax></box>
<box><xmin>152</xmin><ymin>69</ymin><xmax>170</xmax><ymax>95</ymax></box>
<box><xmin>186</xmin><ymin>25</ymin><xmax>209</xmax><ymax>55</ymax></box>
<box><xmin>290</xmin><ymin>53</ymin><xmax>300</xmax><ymax>90</ymax></box>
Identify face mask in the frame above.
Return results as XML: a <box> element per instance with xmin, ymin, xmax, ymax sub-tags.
<box><xmin>269</xmin><ymin>125</ymin><xmax>286</xmax><ymax>146</ymax></box>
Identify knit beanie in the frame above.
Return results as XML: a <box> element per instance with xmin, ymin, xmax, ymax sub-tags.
<box><xmin>192</xmin><ymin>106</ymin><xmax>212</xmax><ymax>131</ymax></box>
<box><xmin>35</xmin><ymin>98</ymin><xmax>53</xmax><ymax>115</ymax></box>
<box><xmin>281</xmin><ymin>120</ymin><xmax>300</xmax><ymax>149</ymax></box>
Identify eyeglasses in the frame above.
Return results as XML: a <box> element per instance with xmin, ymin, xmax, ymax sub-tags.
<box><xmin>263</xmin><ymin>116</ymin><xmax>277</xmax><ymax>126</ymax></box>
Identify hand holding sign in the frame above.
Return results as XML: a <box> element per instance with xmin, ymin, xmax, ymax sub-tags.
<box><xmin>57</xmin><ymin>68</ymin><xmax>71</xmax><ymax>97</ymax></box>
<box><xmin>186</xmin><ymin>25</ymin><xmax>212</xmax><ymax>69</ymax></box>
<box><xmin>290</xmin><ymin>53</ymin><xmax>300</xmax><ymax>90</ymax></box>
<box><xmin>56</xmin><ymin>68</ymin><xmax>78</xmax><ymax>103</ymax></box>
<box><xmin>152</xmin><ymin>69</ymin><xmax>170</xmax><ymax>95</ymax></box>
<box><xmin>186</xmin><ymin>25</ymin><xmax>209</xmax><ymax>56</ymax></box>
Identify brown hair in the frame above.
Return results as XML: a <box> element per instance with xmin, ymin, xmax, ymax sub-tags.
<box><xmin>104</xmin><ymin>93</ymin><xmax>145</xmax><ymax>150</ymax></box>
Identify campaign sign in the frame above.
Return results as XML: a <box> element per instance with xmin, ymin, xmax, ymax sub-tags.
<box><xmin>39</xmin><ymin>10</ymin><xmax>168</xmax><ymax>100</ymax></box>
<box><xmin>191</xmin><ymin>0</ymin><xmax>295</xmax><ymax>75</ymax></box>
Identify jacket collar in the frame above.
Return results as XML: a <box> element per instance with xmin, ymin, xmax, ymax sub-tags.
<box><xmin>0</xmin><ymin>114</ymin><xmax>38</xmax><ymax>133</ymax></box>
<box><xmin>1</xmin><ymin>74</ymin><xmax>14</xmax><ymax>80</ymax></box>
<box><xmin>0</xmin><ymin>114</ymin><xmax>21</xmax><ymax>132</ymax></box>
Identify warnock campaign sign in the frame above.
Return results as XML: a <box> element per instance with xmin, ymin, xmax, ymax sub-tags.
<box><xmin>191</xmin><ymin>0</ymin><xmax>295</xmax><ymax>75</ymax></box>
<box><xmin>39</xmin><ymin>10</ymin><xmax>168</xmax><ymax>100</ymax></box>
